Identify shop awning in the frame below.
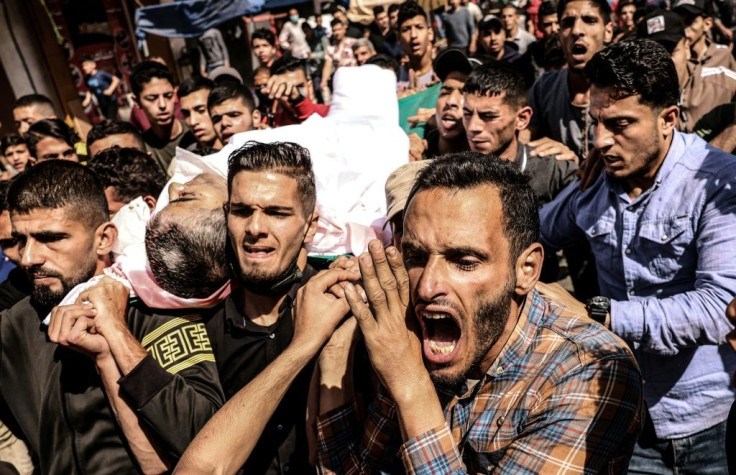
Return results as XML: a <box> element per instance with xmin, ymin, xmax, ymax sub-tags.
<box><xmin>135</xmin><ymin>0</ymin><xmax>308</xmax><ymax>38</ymax></box>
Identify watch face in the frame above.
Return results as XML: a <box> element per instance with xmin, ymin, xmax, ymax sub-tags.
<box><xmin>591</xmin><ymin>296</ymin><xmax>608</xmax><ymax>306</ymax></box>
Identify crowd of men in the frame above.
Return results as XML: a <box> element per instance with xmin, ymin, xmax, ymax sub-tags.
<box><xmin>0</xmin><ymin>0</ymin><xmax>735</xmax><ymax>473</ymax></box>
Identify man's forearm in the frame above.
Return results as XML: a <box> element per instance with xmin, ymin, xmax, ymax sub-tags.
<box><xmin>104</xmin><ymin>325</ymin><xmax>149</xmax><ymax>375</ymax></box>
<box><xmin>96</xmin><ymin>355</ymin><xmax>169</xmax><ymax>473</ymax></box>
<box><xmin>175</xmin><ymin>344</ymin><xmax>315</xmax><ymax>474</ymax></box>
<box><xmin>391</xmin><ymin>371</ymin><xmax>446</xmax><ymax>441</ymax></box>
<box><xmin>710</xmin><ymin>122</ymin><xmax>736</xmax><ymax>153</ymax></box>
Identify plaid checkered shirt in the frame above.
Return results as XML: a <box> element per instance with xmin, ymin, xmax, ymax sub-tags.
<box><xmin>316</xmin><ymin>289</ymin><xmax>644</xmax><ymax>474</ymax></box>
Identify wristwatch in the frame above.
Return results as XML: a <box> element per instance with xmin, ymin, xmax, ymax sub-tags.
<box><xmin>586</xmin><ymin>296</ymin><xmax>610</xmax><ymax>324</ymax></box>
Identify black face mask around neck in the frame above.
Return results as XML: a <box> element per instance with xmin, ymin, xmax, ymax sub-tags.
<box><xmin>240</xmin><ymin>255</ymin><xmax>303</xmax><ymax>297</ymax></box>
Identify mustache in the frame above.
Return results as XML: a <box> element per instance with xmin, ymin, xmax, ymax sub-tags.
<box><xmin>27</xmin><ymin>266</ymin><xmax>64</xmax><ymax>280</ymax></box>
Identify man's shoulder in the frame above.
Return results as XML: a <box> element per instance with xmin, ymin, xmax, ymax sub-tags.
<box><xmin>529</xmin><ymin>69</ymin><xmax>567</xmax><ymax>104</ymax></box>
<box><xmin>532</xmin><ymin>293</ymin><xmax>637</xmax><ymax>370</ymax></box>
<box><xmin>677</xmin><ymin>132</ymin><xmax>736</xmax><ymax>177</ymax></box>
<box><xmin>126</xmin><ymin>303</ymin><xmax>214</xmax><ymax>374</ymax></box>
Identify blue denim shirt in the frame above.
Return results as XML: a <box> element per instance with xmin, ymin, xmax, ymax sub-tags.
<box><xmin>540</xmin><ymin>131</ymin><xmax>736</xmax><ymax>439</ymax></box>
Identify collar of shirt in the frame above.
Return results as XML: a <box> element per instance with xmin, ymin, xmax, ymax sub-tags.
<box><xmin>224</xmin><ymin>264</ymin><xmax>317</xmax><ymax>333</ymax></box>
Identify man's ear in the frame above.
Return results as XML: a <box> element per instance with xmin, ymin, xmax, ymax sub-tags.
<box><xmin>251</xmin><ymin>109</ymin><xmax>262</xmax><ymax>129</ymax></box>
<box><xmin>515</xmin><ymin>106</ymin><xmax>533</xmax><ymax>132</ymax></box>
<box><xmin>660</xmin><ymin>104</ymin><xmax>680</xmax><ymax>138</ymax></box>
<box><xmin>514</xmin><ymin>242</ymin><xmax>543</xmax><ymax>296</ymax></box>
<box><xmin>604</xmin><ymin>21</ymin><xmax>614</xmax><ymax>43</ymax></box>
<box><xmin>142</xmin><ymin>195</ymin><xmax>157</xmax><ymax>211</ymax></box>
<box><xmin>94</xmin><ymin>222</ymin><xmax>118</xmax><ymax>257</ymax></box>
<box><xmin>303</xmin><ymin>212</ymin><xmax>320</xmax><ymax>245</ymax></box>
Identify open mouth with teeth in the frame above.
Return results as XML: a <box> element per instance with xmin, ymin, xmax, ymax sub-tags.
<box><xmin>419</xmin><ymin>310</ymin><xmax>462</xmax><ymax>364</ymax></box>
<box><xmin>244</xmin><ymin>244</ymin><xmax>275</xmax><ymax>258</ymax></box>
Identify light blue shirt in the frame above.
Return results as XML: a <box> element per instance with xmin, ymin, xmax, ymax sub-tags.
<box><xmin>540</xmin><ymin>131</ymin><xmax>736</xmax><ymax>439</ymax></box>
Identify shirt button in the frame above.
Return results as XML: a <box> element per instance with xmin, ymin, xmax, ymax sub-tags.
<box><xmin>269</xmin><ymin>333</ymin><xmax>276</xmax><ymax>339</ymax></box>
<box><xmin>661</xmin><ymin>234</ymin><xmax>668</xmax><ymax>241</ymax></box>
<box><xmin>625</xmin><ymin>248</ymin><xmax>631</xmax><ymax>255</ymax></box>
<box><xmin>590</xmin><ymin>229</ymin><xmax>597</xmax><ymax>236</ymax></box>
<box><xmin>629</xmin><ymin>289</ymin><xmax>635</xmax><ymax>296</ymax></box>
<box><xmin>283</xmin><ymin>465</ymin><xmax>290</xmax><ymax>472</ymax></box>
<box><xmin>277</xmin><ymin>424</ymin><xmax>283</xmax><ymax>430</ymax></box>
<box><xmin>497</xmin><ymin>416</ymin><xmax>505</xmax><ymax>426</ymax></box>
<box><xmin>496</xmin><ymin>366</ymin><xmax>504</xmax><ymax>376</ymax></box>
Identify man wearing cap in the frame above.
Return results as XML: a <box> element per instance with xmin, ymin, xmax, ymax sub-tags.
<box><xmin>671</xmin><ymin>0</ymin><xmax>736</xmax><ymax>132</ymax></box>
<box><xmin>419</xmin><ymin>49</ymin><xmax>477</xmax><ymax>159</ymax></box>
<box><xmin>383</xmin><ymin>160</ymin><xmax>431</xmax><ymax>248</ymax></box>
<box><xmin>474</xmin><ymin>15</ymin><xmax>523</xmax><ymax>65</ymax></box>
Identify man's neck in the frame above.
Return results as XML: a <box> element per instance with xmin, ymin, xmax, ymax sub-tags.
<box><xmin>149</xmin><ymin>119</ymin><xmax>181</xmax><ymax>142</ymax></box>
<box><xmin>239</xmin><ymin>290</ymin><xmax>288</xmax><ymax>328</ymax></box>
<box><xmin>691</xmin><ymin>36</ymin><xmax>709</xmax><ymax>62</ymax></box>
<box><xmin>237</xmin><ymin>250</ymin><xmax>308</xmax><ymax>327</ymax></box>
<box><xmin>471</xmin><ymin>295</ymin><xmax>525</xmax><ymax>379</ymax></box>
<box><xmin>508</xmin><ymin>25</ymin><xmax>518</xmax><ymax>39</ymax></box>
<box><xmin>409</xmin><ymin>53</ymin><xmax>432</xmax><ymax>76</ymax></box>
<box><xmin>497</xmin><ymin>136</ymin><xmax>518</xmax><ymax>162</ymax></box>
<box><xmin>567</xmin><ymin>68</ymin><xmax>591</xmax><ymax>104</ymax></box>
<box><xmin>438</xmin><ymin>134</ymin><xmax>469</xmax><ymax>154</ymax></box>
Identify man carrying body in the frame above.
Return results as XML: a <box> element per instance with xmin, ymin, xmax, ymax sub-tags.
<box><xmin>188</xmin><ymin>141</ymin><xmax>320</xmax><ymax>474</ymax></box>
<box><xmin>131</xmin><ymin>61</ymin><xmax>193</xmax><ymax>173</ymax></box>
<box><xmin>0</xmin><ymin>160</ymin><xmax>223</xmax><ymax>473</ymax></box>
<box><xmin>539</xmin><ymin>39</ymin><xmax>736</xmax><ymax>473</ymax></box>
<box><xmin>178</xmin><ymin>76</ymin><xmax>223</xmax><ymax>153</ymax></box>
<box><xmin>314</xmin><ymin>153</ymin><xmax>643</xmax><ymax>473</ymax></box>
<box><xmin>86</xmin><ymin>119</ymin><xmax>146</xmax><ymax>158</ymax></box>
<box><xmin>414</xmin><ymin>49</ymin><xmax>474</xmax><ymax>159</ymax></box>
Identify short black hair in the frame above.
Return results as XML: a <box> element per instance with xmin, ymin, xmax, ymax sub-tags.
<box><xmin>207</xmin><ymin>83</ymin><xmax>256</xmax><ymax>112</ymax></box>
<box><xmin>330</xmin><ymin>18</ymin><xmax>344</xmax><ymax>28</ymax></box>
<box><xmin>373</xmin><ymin>5</ymin><xmax>386</xmax><ymax>16</ymax></box>
<box><xmin>585</xmin><ymin>39</ymin><xmax>679</xmax><ymax>110</ymax></box>
<box><xmin>25</xmin><ymin>119</ymin><xmax>80</xmax><ymax>158</ymax></box>
<box><xmin>178</xmin><ymin>75</ymin><xmax>215</xmax><ymax>99</ymax></box>
<box><xmin>463</xmin><ymin>62</ymin><xmax>528</xmax><ymax>110</ymax></box>
<box><xmin>251</xmin><ymin>28</ymin><xmax>277</xmax><ymax>46</ymax></box>
<box><xmin>270</xmin><ymin>56</ymin><xmax>308</xmax><ymax>78</ymax></box>
<box><xmin>407</xmin><ymin>152</ymin><xmax>539</xmax><ymax>262</ymax></box>
<box><xmin>539</xmin><ymin>0</ymin><xmax>558</xmax><ymax>18</ymax></box>
<box><xmin>398</xmin><ymin>1</ymin><xmax>429</xmax><ymax>28</ymax></box>
<box><xmin>86</xmin><ymin>119</ymin><xmax>145</xmax><ymax>152</ymax></box>
<box><xmin>1</xmin><ymin>134</ymin><xmax>26</xmax><ymax>155</ymax></box>
<box><xmin>558</xmin><ymin>0</ymin><xmax>611</xmax><ymax>23</ymax></box>
<box><xmin>131</xmin><ymin>60</ymin><xmax>174</xmax><ymax>97</ymax></box>
<box><xmin>366</xmin><ymin>54</ymin><xmax>400</xmax><ymax>77</ymax></box>
<box><xmin>227</xmin><ymin>141</ymin><xmax>316</xmax><ymax>216</ymax></box>
<box><xmin>12</xmin><ymin>94</ymin><xmax>55</xmax><ymax>113</ymax></box>
<box><xmin>0</xmin><ymin>181</ymin><xmax>11</xmax><ymax>214</ymax></box>
<box><xmin>88</xmin><ymin>147</ymin><xmax>166</xmax><ymax>205</ymax></box>
<box><xmin>7</xmin><ymin>160</ymin><xmax>108</xmax><ymax>230</ymax></box>
<box><xmin>388</xmin><ymin>3</ymin><xmax>400</xmax><ymax>14</ymax></box>
<box><xmin>79</xmin><ymin>54</ymin><xmax>95</xmax><ymax>63</ymax></box>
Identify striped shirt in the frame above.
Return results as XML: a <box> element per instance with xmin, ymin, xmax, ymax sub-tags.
<box><xmin>316</xmin><ymin>290</ymin><xmax>644</xmax><ymax>474</ymax></box>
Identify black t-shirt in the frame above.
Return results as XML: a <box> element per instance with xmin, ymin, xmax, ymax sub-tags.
<box><xmin>203</xmin><ymin>266</ymin><xmax>317</xmax><ymax>475</ymax></box>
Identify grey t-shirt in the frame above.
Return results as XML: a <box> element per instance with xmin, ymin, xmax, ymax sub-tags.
<box><xmin>440</xmin><ymin>7</ymin><xmax>476</xmax><ymax>49</ymax></box>
<box><xmin>528</xmin><ymin>69</ymin><xmax>595</xmax><ymax>160</ymax></box>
